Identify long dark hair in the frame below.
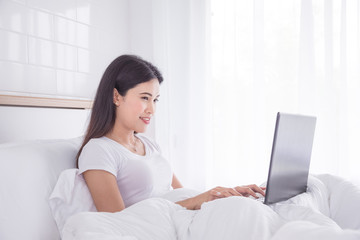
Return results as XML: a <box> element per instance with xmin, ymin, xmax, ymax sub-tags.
<box><xmin>76</xmin><ymin>55</ymin><xmax>163</xmax><ymax>167</ymax></box>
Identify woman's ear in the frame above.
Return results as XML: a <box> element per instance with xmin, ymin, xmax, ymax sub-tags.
<box><xmin>113</xmin><ymin>88</ymin><xmax>120</xmax><ymax>106</ymax></box>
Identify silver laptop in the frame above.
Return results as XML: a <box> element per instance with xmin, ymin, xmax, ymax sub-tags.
<box><xmin>260</xmin><ymin>112</ymin><xmax>317</xmax><ymax>205</ymax></box>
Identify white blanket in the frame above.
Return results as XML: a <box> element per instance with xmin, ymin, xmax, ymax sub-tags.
<box><xmin>62</xmin><ymin>174</ymin><xmax>360</xmax><ymax>240</ymax></box>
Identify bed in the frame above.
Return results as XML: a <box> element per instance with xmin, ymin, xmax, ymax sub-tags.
<box><xmin>1</xmin><ymin>137</ymin><xmax>360</xmax><ymax>240</ymax></box>
<box><xmin>1</xmin><ymin>97</ymin><xmax>360</xmax><ymax>240</ymax></box>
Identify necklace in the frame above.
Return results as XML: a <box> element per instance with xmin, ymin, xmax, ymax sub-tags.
<box><xmin>108</xmin><ymin>134</ymin><xmax>139</xmax><ymax>153</ymax></box>
<box><xmin>128</xmin><ymin>136</ymin><xmax>138</xmax><ymax>152</ymax></box>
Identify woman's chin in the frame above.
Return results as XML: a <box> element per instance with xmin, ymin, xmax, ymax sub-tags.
<box><xmin>135</xmin><ymin>127</ymin><xmax>147</xmax><ymax>133</ymax></box>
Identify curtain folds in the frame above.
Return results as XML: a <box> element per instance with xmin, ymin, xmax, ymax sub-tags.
<box><xmin>211</xmin><ymin>0</ymin><xmax>360</xmax><ymax>186</ymax></box>
<box><xmin>153</xmin><ymin>0</ymin><xmax>213</xmax><ymax>190</ymax></box>
<box><xmin>152</xmin><ymin>0</ymin><xmax>360</xmax><ymax>190</ymax></box>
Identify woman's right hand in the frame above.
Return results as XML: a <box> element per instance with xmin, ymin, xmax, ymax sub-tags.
<box><xmin>191</xmin><ymin>186</ymin><xmax>243</xmax><ymax>209</ymax></box>
<box><xmin>176</xmin><ymin>185</ymin><xmax>265</xmax><ymax>210</ymax></box>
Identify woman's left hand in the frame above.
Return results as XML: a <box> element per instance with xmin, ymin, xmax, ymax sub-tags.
<box><xmin>210</xmin><ymin>184</ymin><xmax>266</xmax><ymax>199</ymax></box>
<box><xmin>176</xmin><ymin>184</ymin><xmax>266</xmax><ymax>210</ymax></box>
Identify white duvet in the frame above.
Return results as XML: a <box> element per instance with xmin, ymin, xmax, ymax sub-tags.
<box><xmin>62</xmin><ymin>174</ymin><xmax>360</xmax><ymax>240</ymax></box>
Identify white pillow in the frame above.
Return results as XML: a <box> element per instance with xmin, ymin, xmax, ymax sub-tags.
<box><xmin>0</xmin><ymin>137</ymin><xmax>82</xmax><ymax>240</ymax></box>
<box><xmin>49</xmin><ymin>168</ymin><xmax>96</xmax><ymax>236</ymax></box>
<box><xmin>316</xmin><ymin>174</ymin><xmax>360</xmax><ymax>230</ymax></box>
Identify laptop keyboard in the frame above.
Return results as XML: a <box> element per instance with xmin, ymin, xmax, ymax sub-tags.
<box><xmin>248</xmin><ymin>192</ymin><xmax>265</xmax><ymax>203</ymax></box>
<box><xmin>254</xmin><ymin>196</ymin><xmax>265</xmax><ymax>202</ymax></box>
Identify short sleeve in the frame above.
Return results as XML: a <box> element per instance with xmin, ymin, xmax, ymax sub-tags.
<box><xmin>78</xmin><ymin>139</ymin><xmax>118</xmax><ymax>177</ymax></box>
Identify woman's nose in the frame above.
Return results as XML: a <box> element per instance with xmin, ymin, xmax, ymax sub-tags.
<box><xmin>146</xmin><ymin>101</ymin><xmax>155</xmax><ymax>114</ymax></box>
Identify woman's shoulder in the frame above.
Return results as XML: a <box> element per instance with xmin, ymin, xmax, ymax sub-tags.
<box><xmin>79</xmin><ymin>137</ymin><xmax>126</xmax><ymax>164</ymax></box>
<box><xmin>81</xmin><ymin>137</ymin><xmax>118</xmax><ymax>156</ymax></box>
<box><xmin>83</xmin><ymin>137</ymin><xmax>108</xmax><ymax>149</ymax></box>
<box><xmin>78</xmin><ymin>137</ymin><xmax>125</xmax><ymax>175</ymax></box>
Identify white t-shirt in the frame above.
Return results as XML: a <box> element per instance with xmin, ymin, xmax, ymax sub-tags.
<box><xmin>78</xmin><ymin>134</ymin><xmax>173</xmax><ymax>207</ymax></box>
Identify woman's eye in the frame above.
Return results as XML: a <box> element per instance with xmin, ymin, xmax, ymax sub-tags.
<box><xmin>141</xmin><ymin>97</ymin><xmax>159</xmax><ymax>103</ymax></box>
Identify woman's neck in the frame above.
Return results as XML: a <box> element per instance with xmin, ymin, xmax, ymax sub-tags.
<box><xmin>106</xmin><ymin>130</ymin><xmax>137</xmax><ymax>146</ymax></box>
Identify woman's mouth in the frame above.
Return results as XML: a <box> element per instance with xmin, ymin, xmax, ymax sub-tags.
<box><xmin>140</xmin><ymin>117</ymin><xmax>150</xmax><ymax>124</ymax></box>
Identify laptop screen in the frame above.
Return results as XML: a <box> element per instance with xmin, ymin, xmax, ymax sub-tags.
<box><xmin>264</xmin><ymin>112</ymin><xmax>316</xmax><ymax>205</ymax></box>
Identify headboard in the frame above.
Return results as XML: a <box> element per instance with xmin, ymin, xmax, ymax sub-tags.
<box><xmin>0</xmin><ymin>94</ymin><xmax>93</xmax><ymax>109</ymax></box>
<box><xmin>0</xmin><ymin>94</ymin><xmax>93</xmax><ymax>144</ymax></box>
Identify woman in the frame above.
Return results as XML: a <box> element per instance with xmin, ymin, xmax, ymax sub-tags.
<box><xmin>76</xmin><ymin>54</ymin><xmax>265</xmax><ymax>213</ymax></box>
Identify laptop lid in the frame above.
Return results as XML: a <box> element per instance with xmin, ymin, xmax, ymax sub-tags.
<box><xmin>264</xmin><ymin>112</ymin><xmax>316</xmax><ymax>205</ymax></box>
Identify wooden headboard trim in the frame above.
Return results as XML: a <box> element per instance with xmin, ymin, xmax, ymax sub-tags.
<box><xmin>0</xmin><ymin>94</ymin><xmax>93</xmax><ymax>109</ymax></box>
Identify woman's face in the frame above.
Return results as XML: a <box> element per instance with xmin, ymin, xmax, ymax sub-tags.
<box><xmin>114</xmin><ymin>78</ymin><xmax>160</xmax><ymax>133</ymax></box>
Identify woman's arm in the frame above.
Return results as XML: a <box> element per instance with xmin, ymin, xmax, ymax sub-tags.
<box><xmin>83</xmin><ymin>170</ymin><xmax>125</xmax><ymax>212</ymax></box>
<box><xmin>171</xmin><ymin>174</ymin><xmax>183</xmax><ymax>189</ymax></box>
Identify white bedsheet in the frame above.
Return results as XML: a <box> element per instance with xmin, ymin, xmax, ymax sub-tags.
<box><xmin>62</xmin><ymin>174</ymin><xmax>360</xmax><ymax>240</ymax></box>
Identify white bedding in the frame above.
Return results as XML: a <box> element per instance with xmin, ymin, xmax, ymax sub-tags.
<box><xmin>62</xmin><ymin>174</ymin><xmax>360</xmax><ymax>240</ymax></box>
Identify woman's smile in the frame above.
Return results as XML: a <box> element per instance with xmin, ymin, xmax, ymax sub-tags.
<box><xmin>140</xmin><ymin>117</ymin><xmax>150</xmax><ymax>124</ymax></box>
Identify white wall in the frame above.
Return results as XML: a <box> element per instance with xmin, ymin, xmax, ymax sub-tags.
<box><xmin>0</xmin><ymin>0</ymin><xmax>135</xmax><ymax>143</ymax></box>
<box><xmin>0</xmin><ymin>0</ymin><xmax>130</xmax><ymax>98</ymax></box>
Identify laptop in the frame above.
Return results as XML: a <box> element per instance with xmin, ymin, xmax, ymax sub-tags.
<box><xmin>257</xmin><ymin>112</ymin><xmax>317</xmax><ymax>205</ymax></box>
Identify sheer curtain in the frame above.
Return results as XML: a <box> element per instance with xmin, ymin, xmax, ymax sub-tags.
<box><xmin>149</xmin><ymin>0</ymin><xmax>359</xmax><ymax>191</ymax></box>
<box><xmin>211</xmin><ymin>0</ymin><xmax>360</xmax><ymax>187</ymax></box>
<box><xmin>151</xmin><ymin>0</ymin><xmax>213</xmax><ymax>190</ymax></box>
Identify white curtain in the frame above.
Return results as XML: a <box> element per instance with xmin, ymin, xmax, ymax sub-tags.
<box><xmin>211</xmin><ymin>0</ymin><xmax>360</xmax><ymax>187</ymax></box>
<box><xmin>152</xmin><ymin>0</ymin><xmax>213</xmax><ymax>190</ymax></box>
<box><xmin>149</xmin><ymin>0</ymin><xmax>360</xmax><ymax>191</ymax></box>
